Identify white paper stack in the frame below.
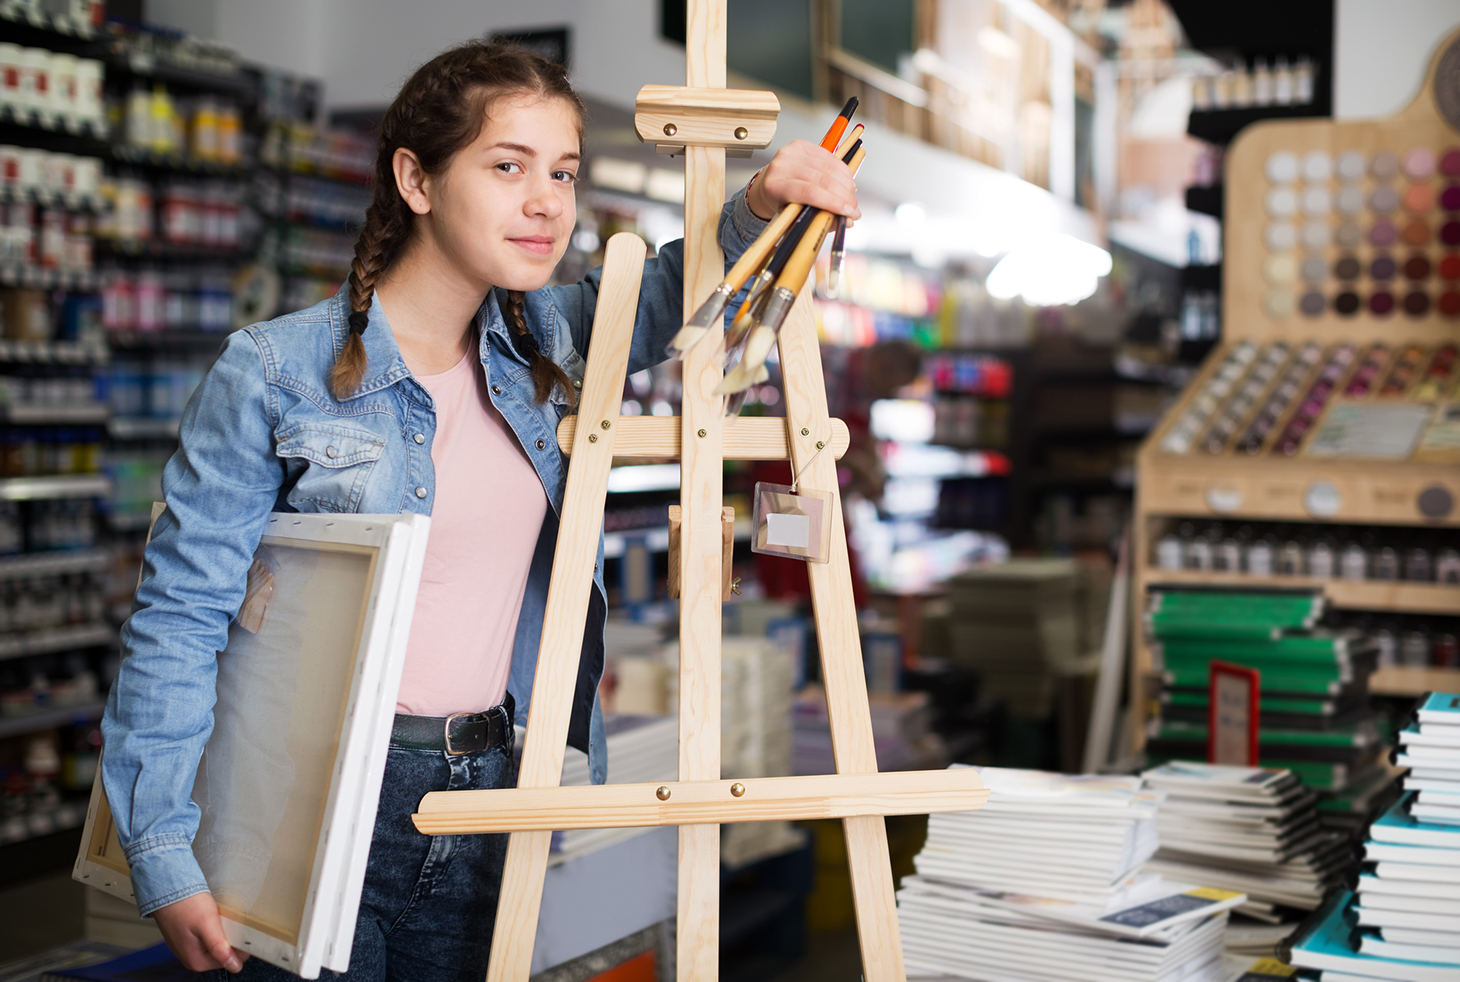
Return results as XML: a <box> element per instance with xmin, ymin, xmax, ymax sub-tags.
<box><xmin>1396</xmin><ymin>691</ymin><xmax>1460</xmax><ymax>827</ymax></box>
<box><xmin>551</xmin><ymin>714</ymin><xmax>678</xmax><ymax>864</ymax></box>
<box><xmin>899</xmin><ymin>766</ymin><xmax>1245</xmax><ymax>982</ymax></box>
<box><xmin>1139</xmin><ymin>762</ymin><xmax>1349</xmax><ymax>928</ymax></box>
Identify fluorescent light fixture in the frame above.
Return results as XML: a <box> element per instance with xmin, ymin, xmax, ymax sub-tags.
<box><xmin>894</xmin><ymin>202</ymin><xmax>927</xmax><ymax>228</ymax></box>
<box><xmin>985</xmin><ymin>233</ymin><xmax>1112</xmax><ymax>306</ymax></box>
<box><xmin>606</xmin><ymin>464</ymin><xmax>681</xmax><ymax>494</ymax></box>
<box><xmin>590</xmin><ymin>157</ymin><xmax>647</xmax><ymax>194</ymax></box>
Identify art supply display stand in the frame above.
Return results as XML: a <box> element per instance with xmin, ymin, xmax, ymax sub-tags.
<box><xmin>409</xmin><ymin>4</ymin><xmax>988</xmax><ymax>980</ymax></box>
<box><xmin>1131</xmin><ymin>29</ymin><xmax>1460</xmax><ymax>745</ymax></box>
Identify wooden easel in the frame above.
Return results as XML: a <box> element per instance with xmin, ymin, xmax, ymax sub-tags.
<box><xmin>412</xmin><ymin>5</ymin><xmax>987</xmax><ymax>979</ymax></box>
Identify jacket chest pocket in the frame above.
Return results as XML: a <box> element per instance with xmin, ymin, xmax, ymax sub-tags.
<box><xmin>276</xmin><ymin>423</ymin><xmax>386</xmax><ymax>513</ymax></box>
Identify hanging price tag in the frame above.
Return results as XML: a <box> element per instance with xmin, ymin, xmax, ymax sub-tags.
<box><xmin>751</xmin><ymin>482</ymin><xmax>832</xmax><ymax>563</ymax></box>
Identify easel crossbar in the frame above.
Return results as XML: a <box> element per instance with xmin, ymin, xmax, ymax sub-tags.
<box><xmin>556</xmin><ymin>415</ymin><xmax>850</xmax><ymax>460</ymax></box>
<box><xmin>412</xmin><ymin>770</ymin><xmax>988</xmax><ymax>834</ymax></box>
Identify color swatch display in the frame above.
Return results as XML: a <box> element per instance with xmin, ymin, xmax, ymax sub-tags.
<box><xmin>1261</xmin><ymin>147</ymin><xmax>1460</xmax><ymax>320</ymax></box>
<box><xmin>1157</xmin><ymin>339</ymin><xmax>1460</xmax><ymax>457</ymax></box>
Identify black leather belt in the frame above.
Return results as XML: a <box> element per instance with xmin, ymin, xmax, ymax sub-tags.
<box><xmin>391</xmin><ymin>693</ymin><xmax>514</xmax><ymax>755</ymax></box>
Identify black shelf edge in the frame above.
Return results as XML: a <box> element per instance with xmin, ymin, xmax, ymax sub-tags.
<box><xmin>107</xmin><ymin>145</ymin><xmax>250</xmax><ymax>177</ymax></box>
<box><xmin>95</xmin><ymin>239</ymin><xmax>252</xmax><ymax>262</ymax></box>
<box><xmin>1185</xmin><ymin>184</ymin><xmax>1224</xmax><ymax>218</ymax></box>
<box><xmin>102</xmin><ymin>49</ymin><xmax>252</xmax><ymax>95</ymax></box>
<box><xmin>1188</xmin><ymin>105</ymin><xmax>1328</xmax><ymax>147</ymax></box>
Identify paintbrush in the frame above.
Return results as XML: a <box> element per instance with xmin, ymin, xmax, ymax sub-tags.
<box><xmin>666</xmin><ymin>100</ymin><xmax>860</xmax><ymax>355</ymax></box>
<box><xmin>717</xmin><ymin>142</ymin><xmax>866</xmax><ymax>396</ymax></box>
<box><xmin>718</xmin><ymin>124</ymin><xmax>864</xmax><ymax>365</ymax></box>
<box><xmin>826</xmin><ymin>216</ymin><xmax>848</xmax><ymax>298</ymax></box>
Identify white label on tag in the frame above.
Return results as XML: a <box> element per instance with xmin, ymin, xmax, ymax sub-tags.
<box><xmin>765</xmin><ymin>512</ymin><xmax>810</xmax><ymax>548</ymax></box>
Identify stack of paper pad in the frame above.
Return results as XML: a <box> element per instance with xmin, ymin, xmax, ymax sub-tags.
<box><xmin>552</xmin><ymin>714</ymin><xmax>678</xmax><ymax>864</ymax></box>
<box><xmin>1143</xmin><ymin>588</ymin><xmax>1387</xmax><ymax>820</ymax></box>
<box><xmin>944</xmin><ymin>559</ymin><xmax>1081</xmax><ymax>718</ymax></box>
<box><xmin>1286</xmin><ymin>695</ymin><xmax>1460</xmax><ymax>980</ymax></box>
<box><xmin>1139</xmin><ymin>762</ymin><xmax>1349</xmax><ymax>953</ymax></box>
<box><xmin>898</xmin><ymin>766</ymin><xmax>1246</xmax><ymax>982</ymax></box>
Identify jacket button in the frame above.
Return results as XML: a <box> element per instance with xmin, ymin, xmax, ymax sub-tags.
<box><xmin>535</xmin><ymin>438</ymin><xmax>546</xmax><ymax>450</ymax></box>
<box><xmin>414</xmin><ymin>486</ymin><xmax>427</xmax><ymax>499</ymax></box>
<box><xmin>572</xmin><ymin>379</ymin><xmax>582</xmax><ymax>389</ymax></box>
<box><xmin>413</xmin><ymin>433</ymin><xmax>425</xmax><ymax>444</ymax></box>
<box><xmin>325</xmin><ymin>445</ymin><xmax>337</xmax><ymax>458</ymax></box>
<box><xmin>491</xmin><ymin>385</ymin><xmax>502</xmax><ymax>395</ymax></box>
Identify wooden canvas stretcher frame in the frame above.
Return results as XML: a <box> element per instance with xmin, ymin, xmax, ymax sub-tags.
<box><xmin>74</xmin><ymin>511</ymin><xmax>431</xmax><ymax>979</ymax></box>
<box><xmin>411</xmin><ymin>5</ymin><xmax>988</xmax><ymax>980</ymax></box>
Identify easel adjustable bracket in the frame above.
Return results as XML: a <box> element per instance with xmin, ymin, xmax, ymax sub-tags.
<box><xmin>635</xmin><ymin>84</ymin><xmax>780</xmax><ymax>158</ymax></box>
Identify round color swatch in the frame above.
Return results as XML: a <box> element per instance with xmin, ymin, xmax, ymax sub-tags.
<box><xmin>1334</xmin><ymin>291</ymin><xmax>1361</xmax><ymax>315</ymax></box>
<box><xmin>1299</xmin><ymin>291</ymin><xmax>1326</xmax><ymax>316</ymax></box>
<box><xmin>1264</xmin><ymin>290</ymin><xmax>1296</xmax><ymax>318</ymax></box>
<box><xmin>1406</xmin><ymin>255</ymin><xmax>1432</xmax><ymax>279</ymax></box>
<box><xmin>1443</xmin><ymin>185</ymin><xmax>1460</xmax><ymax>210</ymax></box>
<box><xmin>1265</xmin><ymin>151</ymin><xmax>1300</xmax><ymax>184</ymax></box>
<box><xmin>1371</xmin><ymin>150</ymin><xmax>1400</xmax><ymax>180</ymax></box>
<box><xmin>1441</xmin><ymin>254</ymin><xmax>1460</xmax><ymax>279</ymax></box>
<box><xmin>1405</xmin><ymin>183</ymin><xmax>1436</xmax><ymax>211</ymax></box>
<box><xmin>1443</xmin><ymin>148</ymin><xmax>1460</xmax><ymax>176</ymax></box>
<box><xmin>1264</xmin><ymin>254</ymin><xmax>1298</xmax><ymax>284</ymax></box>
<box><xmin>1443</xmin><ymin>220</ymin><xmax>1460</xmax><ymax>245</ymax></box>
<box><xmin>1264</xmin><ymin>222</ymin><xmax>1298</xmax><ymax>250</ymax></box>
<box><xmin>1404</xmin><ymin>221</ymin><xmax>1431</xmax><ymax>245</ymax></box>
<box><xmin>1303</xmin><ymin>150</ymin><xmax>1332</xmax><ymax>183</ymax></box>
<box><xmin>1302</xmin><ymin>223</ymin><xmax>1330</xmax><ymax>249</ymax></box>
<box><xmin>1336</xmin><ymin>187</ymin><xmax>1365</xmax><ymax>214</ymax></box>
<box><xmin>1370</xmin><ymin>185</ymin><xmax>1400</xmax><ymax>213</ymax></box>
<box><xmin>1370</xmin><ymin>221</ymin><xmax>1398</xmax><ymax>246</ymax></box>
<box><xmin>1370</xmin><ymin>291</ymin><xmax>1395</xmax><ymax>314</ymax></box>
<box><xmin>1404</xmin><ymin>290</ymin><xmax>1430</xmax><ymax>315</ymax></box>
<box><xmin>1265</xmin><ymin>188</ymin><xmax>1298</xmax><ymax>218</ymax></box>
<box><xmin>1440</xmin><ymin>289</ymin><xmax>1460</xmax><ymax>315</ymax></box>
<box><xmin>1371</xmin><ymin>255</ymin><xmax>1397</xmax><ymax>280</ymax></box>
<box><xmin>1335</xmin><ymin>223</ymin><xmax>1363</xmax><ymax>248</ymax></box>
<box><xmin>1336</xmin><ymin>150</ymin><xmax>1367</xmax><ymax>182</ymax></box>
<box><xmin>1404</xmin><ymin>147</ymin><xmax>1436</xmax><ymax>181</ymax></box>
<box><xmin>1302</xmin><ymin>188</ymin><xmax>1331</xmax><ymax>216</ymax></box>
<box><xmin>1301</xmin><ymin>256</ymin><xmax>1328</xmax><ymax>281</ymax></box>
<box><xmin>1333</xmin><ymin>255</ymin><xmax>1362</xmax><ymax>280</ymax></box>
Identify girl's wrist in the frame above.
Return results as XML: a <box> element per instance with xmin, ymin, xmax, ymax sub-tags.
<box><xmin>745</xmin><ymin>169</ymin><xmax>774</xmax><ymax>221</ymax></box>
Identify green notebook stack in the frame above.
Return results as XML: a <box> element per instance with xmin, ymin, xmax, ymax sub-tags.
<box><xmin>1143</xmin><ymin>587</ymin><xmax>1386</xmax><ymax>806</ymax></box>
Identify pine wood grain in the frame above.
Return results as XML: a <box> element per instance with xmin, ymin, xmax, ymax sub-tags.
<box><xmin>556</xmin><ymin>415</ymin><xmax>850</xmax><ymax>460</ymax></box>
<box><xmin>485</xmin><ymin>233</ymin><xmax>647</xmax><ymax>982</ymax></box>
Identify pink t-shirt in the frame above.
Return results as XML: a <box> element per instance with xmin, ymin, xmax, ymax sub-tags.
<box><xmin>395</xmin><ymin>343</ymin><xmax>547</xmax><ymax>716</ymax></box>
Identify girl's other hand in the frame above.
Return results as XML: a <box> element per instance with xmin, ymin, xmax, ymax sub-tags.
<box><xmin>745</xmin><ymin>139</ymin><xmax>861</xmax><ymax>222</ymax></box>
<box><xmin>153</xmin><ymin>892</ymin><xmax>249</xmax><ymax>973</ymax></box>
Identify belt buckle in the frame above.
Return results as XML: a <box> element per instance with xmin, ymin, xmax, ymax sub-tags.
<box><xmin>443</xmin><ymin>711</ymin><xmax>483</xmax><ymax>756</ymax></box>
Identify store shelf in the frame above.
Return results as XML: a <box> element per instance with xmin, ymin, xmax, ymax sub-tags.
<box><xmin>602</xmin><ymin>521</ymin><xmax>752</xmax><ymax>559</ymax></box>
<box><xmin>1370</xmin><ymin>666</ymin><xmax>1460</xmax><ymax>699</ymax></box>
<box><xmin>0</xmin><ymin>700</ymin><xmax>106</xmax><ymax>740</ymax></box>
<box><xmin>1185</xmin><ymin>184</ymin><xmax>1223</xmax><ymax>218</ymax></box>
<box><xmin>1187</xmin><ymin>105</ymin><xmax>1326</xmax><ymax>146</ymax></box>
<box><xmin>0</xmin><ymin>264</ymin><xmax>100</xmax><ymax>290</ymax></box>
<box><xmin>103</xmin><ymin>50</ymin><xmax>251</xmax><ymax>94</ymax></box>
<box><xmin>0</xmin><ymin>623</ymin><xmax>115</xmax><ymax>663</ymax></box>
<box><xmin>107</xmin><ymin>145</ymin><xmax>249</xmax><ymax>177</ymax></box>
<box><xmin>107</xmin><ymin>511</ymin><xmax>155</xmax><ymax>532</ymax></box>
<box><xmin>96</xmin><ymin>239</ymin><xmax>251</xmax><ymax>262</ymax></box>
<box><xmin>0</xmin><ymin>404</ymin><xmax>109</xmax><ymax>425</ymax></box>
<box><xmin>107</xmin><ymin>417</ymin><xmax>180</xmax><ymax>440</ymax></box>
<box><xmin>1142</xmin><ymin>568</ymin><xmax>1460</xmax><ymax>616</ymax></box>
<box><xmin>0</xmin><ymin>5</ymin><xmax>98</xmax><ymax>41</ymax></box>
<box><xmin>0</xmin><ymin>340</ymin><xmax>108</xmax><ymax>366</ymax></box>
<box><xmin>0</xmin><ymin>474</ymin><xmax>111</xmax><ymax>501</ymax></box>
<box><xmin>0</xmin><ymin>801</ymin><xmax>90</xmax><ymax>850</ymax></box>
<box><xmin>0</xmin><ymin>549</ymin><xmax>109</xmax><ymax>582</ymax></box>
<box><xmin>106</xmin><ymin>330</ymin><xmax>230</xmax><ymax>351</ymax></box>
<box><xmin>261</xmin><ymin>162</ymin><xmax>372</xmax><ymax>187</ymax></box>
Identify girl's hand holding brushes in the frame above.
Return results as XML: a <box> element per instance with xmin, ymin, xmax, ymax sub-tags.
<box><xmin>667</xmin><ymin>98</ymin><xmax>861</xmax><ymax>355</ymax></box>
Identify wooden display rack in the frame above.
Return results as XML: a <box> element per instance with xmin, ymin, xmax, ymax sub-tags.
<box><xmin>410</xmin><ymin>4</ymin><xmax>989</xmax><ymax>980</ymax></box>
<box><xmin>1131</xmin><ymin>29</ymin><xmax>1460</xmax><ymax>738</ymax></box>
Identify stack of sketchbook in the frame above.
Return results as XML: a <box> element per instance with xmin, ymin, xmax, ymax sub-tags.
<box><xmin>552</xmin><ymin>713</ymin><xmax>678</xmax><ymax>864</ymax></box>
<box><xmin>1142</xmin><ymin>587</ymin><xmax>1388</xmax><ymax>823</ymax></box>
<box><xmin>1138</xmin><ymin>762</ymin><xmax>1349</xmax><ymax>956</ymax></box>
<box><xmin>898</xmin><ymin>766</ymin><xmax>1245</xmax><ymax>982</ymax></box>
<box><xmin>943</xmin><ymin>560</ymin><xmax>1082</xmax><ymax>718</ymax></box>
<box><xmin>1287</xmin><ymin>692</ymin><xmax>1460</xmax><ymax>980</ymax></box>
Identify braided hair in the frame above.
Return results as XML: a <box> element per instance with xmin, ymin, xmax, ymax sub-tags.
<box><xmin>330</xmin><ymin>41</ymin><xmax>581</xmax><ymax>405</ymax></box>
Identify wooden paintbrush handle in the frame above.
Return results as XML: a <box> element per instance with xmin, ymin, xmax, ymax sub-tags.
<box><xmin>722</xmin><ymin>202</ymin><xmax>803</xmax><ymax>293</ymax></box>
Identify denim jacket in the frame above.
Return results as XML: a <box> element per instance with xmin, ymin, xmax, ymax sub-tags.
<box><xmin>103</xmin><ymin>190</ymin><xmax>770</xmax><ymax>917</ymax></box>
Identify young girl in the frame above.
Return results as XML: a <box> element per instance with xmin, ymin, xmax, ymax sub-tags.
<box><xmin>101</xmin><ymin>41</ymin><xmax>858</xmax><ymax>982</ymax></box>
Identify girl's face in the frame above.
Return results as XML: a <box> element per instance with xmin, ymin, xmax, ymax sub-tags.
<box><xmin>403</xmin><ymin>93</ymin><xmax>581</xmax><ymax>293</ymax></box>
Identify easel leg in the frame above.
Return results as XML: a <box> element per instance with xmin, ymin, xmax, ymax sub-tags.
<box><xmin>484</xmin><ymin>235</ymin><xmax>648</xmax><ymax>982</ymax></box>
<box><xmin>777</xmin><ymin>283</ymin><xmax>908</xmax><ymax>982</ymax></box>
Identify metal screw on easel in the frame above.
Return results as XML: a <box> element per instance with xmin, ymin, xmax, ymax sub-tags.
<box><xmin>697</xmin><ymin>428</ymin><xmax>707</xmax><ymax>438</ymax></box>
<box><xmin>816</xmin><ymin>441</ymin><xmax>825</xmax><ymax>450</ymax></box>
<box><xmin>800</xmin><ymin>427</ymin><xmax>809</xmax><ymax>436</ymax></box>
<box><xmin>734</xmin><ymin>126</ymin><xmax>748</xmax><ymax>140</ymax></box>
<box><xmin>663</xmin><ymin>123</ymin><xmax>677</xmax><ymax>136</ymax></box>
<box><xmin>656</xmin><ymin>786</ymin><xmax>672</xmax><ymax>800</ymax></box>
<box><xmin>588</xmin><ymin>434</ymin><xmax>598</xmax><ymax>443</ymax></box>
<box><xmin>600</xmin><ymin>419</ymin><xmax>612</xmax><ymax>429</ymax></box>
<box><xmin>730</xmin><ymin>782</ymin><xmax>745</xmax><ymax>797</ymax></box>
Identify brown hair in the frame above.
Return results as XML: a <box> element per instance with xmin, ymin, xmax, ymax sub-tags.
<box><xmin>331</xmin><ymin>41</ymin><xmax>582</xmax><ymax>404</ymax></box>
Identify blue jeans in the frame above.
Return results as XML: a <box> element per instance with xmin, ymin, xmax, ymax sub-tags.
<box><xmin>212</xmin><ymin>712</ymin><xmax>515</xmax><ymax>982</ymax></box>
